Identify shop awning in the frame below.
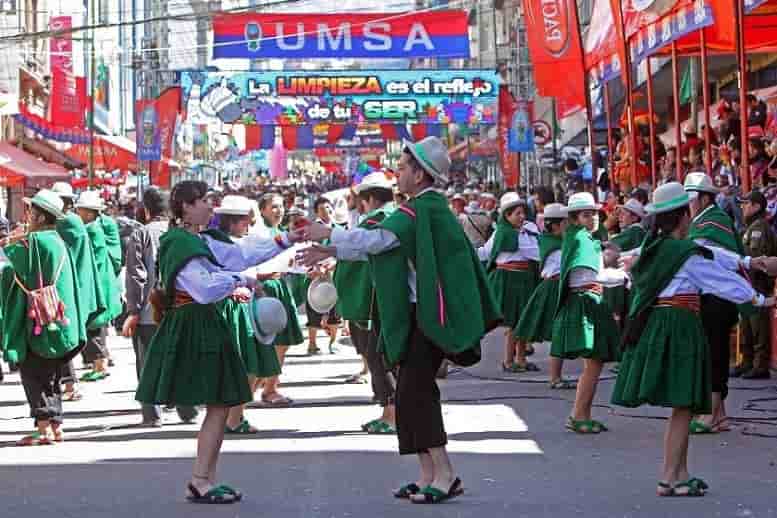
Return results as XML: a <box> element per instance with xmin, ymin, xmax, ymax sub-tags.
<box><xmin>65</xmin><ymin>135</ymin><xmax>139</xmax><ymax>172</ymax></box>
<box><xmin>0</xmin><ymin>142</ymin><xmax>70</xmax><ymax>188</ymax></box>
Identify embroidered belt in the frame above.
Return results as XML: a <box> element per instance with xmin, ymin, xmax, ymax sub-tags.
<box><xmin>172</xmin><ymin>291</ymin><xmax>195</xmax><ymax>308</ymax></box>
<box><xmin>654</xmin><ymin>294</ymin><xmax>701</xmax><ymax>314</ymax></box>
<box><xmin>497</xmin><ymin>261</ymin><xmax>531</xmax><ymax>272</ymax></box>
<box><xmin>571</xmin><ymin>283</ymin><xmax>603</xmax><ymax>295</ymax></box>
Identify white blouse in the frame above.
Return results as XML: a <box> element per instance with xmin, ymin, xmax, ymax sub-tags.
<box><xmin>540</xmin><ymin>250</ymin><xmax>561</xmax><ymax>279</ymax></box>
<box><xmin>477</xmin><ymin>221</ymin><xmax>540</xmax><ymax>263</ymax></box>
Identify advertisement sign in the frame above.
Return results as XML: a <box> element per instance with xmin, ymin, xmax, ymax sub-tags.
<box><xmin>212</xmin><ymin>11</ymin><xmax>470</xmax><ymax>59</ymax></box>
<box><xmin>135</xmin><ymin>100</ymin><xmax>162</xmax><ymax>161</ymax></box>
<box><xmin>181</xmin><ymin>69</ymin><xmax>499</xmax><ymax>127</ymax></box>
<box><xmin>49</xmin><ymin>15</ymin><xmax>73</xmax><ymax>74</ymax></box>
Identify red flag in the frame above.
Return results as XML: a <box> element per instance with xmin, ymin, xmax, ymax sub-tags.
<box><xmin>498</xmin><ymin>86</ymin><xmax>520</xmax><ymax>188</ymax></box>
<box><xmin>608</xmin><ymin>0</ymin><xmax>630</xmax><ymax>87</ymax></box>
<box><xmin>149</xmin><ymin>87</ymin><xmax>182</xmax><ymax>187</ymax></box>
<box><xmin>522</xmin><ymin>0</ymin><xmax>586</xmax><ymax>106</ymax></box>
<box><xmin>50</xmin><ymin>69</ymin><xmax>81</xmax><ymax>128</ymax></box>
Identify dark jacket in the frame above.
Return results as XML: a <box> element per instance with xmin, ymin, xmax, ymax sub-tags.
<box><xmin>743</xmin><ymin>216</ymin><xmax>777</xmax><ymax>292</ymax></box>
<box><xmin>124</xmin><ymin>219</ymin><xmax>168</xmax><ymax>325</ymax></box>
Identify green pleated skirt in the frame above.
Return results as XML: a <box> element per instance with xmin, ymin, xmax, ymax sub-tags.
<box><xmin>514</xmin><ymin>278</ymin><xmax>559</xmax><ymax>342</ymax></box>
<box><xmin>611</xmin><ymin>306</ymin><xmax>711</xmax><ymax>414</ymax></box>
<box><xmin>219</xmin><ymin>298</ymin><xmax>282</xmax><ymax>379</ymax></box>
<box><xmin>603</xmin><ymin>285</ymin><xmax>627</xmax><ymax>318</ymax></box>
<box><xmin>286</xmin><ymin>274</ymin><xmax>309</xmax><ymax>313</ymax></box>
<box><xmin>135</xmin><ymin>303</ymin><xmax>253</xmax><ymax>407</ymax></box>
<box><xmin>551</xmin><ymin>290</ymin><xmax>619</xmax><ymax>362</ymax></box>
<box><xmin>488</xmin><ymin>266</ymin><xmax>538</xmax><ymax>327</ymax></box>
<box><xmin>263</xmin><ymin>277</ymin><xmax>304</xmax><ymax>346</ymax></box>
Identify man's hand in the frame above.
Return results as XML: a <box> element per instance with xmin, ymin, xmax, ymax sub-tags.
<box><xmin>304</xmin><ymin>222</ymin><xmax>334</xmax><ymax>242</ymax></box>
<box><xmin>296</xmin><ymin>244</ymin><xmax>336</xmax><ymax>267</ymax></box>
<box><xmin>752</xmin><ymin>256</ymin><xmax>777</xmax><ymax>276</ymax></box>
<box><xmin>287</xmin><ymin>228</ymin><xmax>307</xmax><ymax>244</ymax></box>
<box><xmin>122</xmin><ymin>314</ymin><xmax>140</xmax><ymax>338</ymax></box>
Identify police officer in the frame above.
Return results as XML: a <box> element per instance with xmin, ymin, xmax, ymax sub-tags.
<box><xmin>732</xmin><ymin>190</ymin><xmax>777</xmax><ymax>379</ymax></box>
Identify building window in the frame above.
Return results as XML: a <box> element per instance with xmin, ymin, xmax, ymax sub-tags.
<box><xmin>98</xmin><ymin>0</ymin><xmax>109</xmax><ymax>24</ymax></box>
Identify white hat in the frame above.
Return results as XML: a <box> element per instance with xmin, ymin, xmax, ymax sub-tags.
<box><xmin>23</xmin><ymin>189</ymin><xmax>65</xmax><ymax>220</ymax></box>
<box><xmin>445</xmin><ymin>187</ymin><xmax>456</xmax><ymax>197</ymax></box>
<box><xmin>354</xmin><ymin>172</ymin><xmax>396</xmax><ymax>194</ymax></box>
<box><xmin>463</xmin><ymin>188</ymin><xmax>474</xmax><ymax>196</ymax></box>
<box><xmin>499</xmin><ymin>192</ymin><xmax>524</xmax><ymax>213</ymax></box>
<box><xmin>307</xmin><ymin>276</ymin><xmax>338</xmax><ymax>314</ymax></box>
<box><xmin>251</xmin><ymin>297</ymin><xmax>288</xmax><ymax>345</ymax></box>
<box><xmin>566</xmin><ymin>192</ymin><xmax>600</xmax><ymax>212</ymax></box>
<box><xmin>646</xmin><ymin>182</ymin><xmax>691</xmax><ymax>214</ymax></box>
<box><xmin>684</xmin><ymin>172</ymin><xmax>718</xmax><ymax>195</ymax></box>
<box><xmin>214</xmin><ymin>195</ymin><xmax>252</xmax><ymax>215</ymax></box>
<box><xmin>620</xmin><ymin>198</ymin><xmax>646</xmax><ymax>219</ymax></box>
<box><xmin>403</xmin><ymin>137</ymin><xmax>451</xmax><ymax>185</ymax></box>
<box><xmin>543</xmin><ymin>202</ymin><xmax>568</xmax><ymax>219</ymax></box>
<box><xmin>51</xmin><ymin>181</ymin><xmax>75</xmax><ymax>199</ymax></box>
<box><xmin>332</xmin><ymin>203</ymin><xmax>349</xmax><ymax>226</ymax></box>
<box><xmin>74</xmin><ymin>190</ymin><xmax>106</xmax><ymax>212</ymax></box>
<box><xmin>451</xmin><ymin>193</ymin><xmax>466</xmax><ymax>202</ymax></box>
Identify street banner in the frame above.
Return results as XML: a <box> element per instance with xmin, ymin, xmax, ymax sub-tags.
<box><xmin>212</xmin><ymin>11</ymin><xmax>470</xmax><ymax>59</ymax></box>
<box><xmin>509</xmin><ymin>100</ymin><xmax>535</xmax><ymax>152</ymax></box>
<box><xmin>49</xmin><ymin>16</ymin><xmax>83</xmax><ymax>127</ymax></box>
<box><xmin>181</xmin><ymin>70</ymin><xmax>499</xmax><ymax>126</ymax></box>
<box><xmin>522</xmin><ymin>0</ymin><xmax>587</xmax><ymax>107</ymax></box>
<box><xmin>135</xmin><ymin>100</ymin><xmax>162</xmax><ymax>161</ymax></box>
<box><xmin>49</xmin><ymin>16</ymin><xmax>73</xmax><ymax>74</ymax></box>
<box><xmin>149</xmin><ymin>87</ymin><xmax>182</xmax><ymax>187</ymax></box>
<box><xmin>498</xmin><ymin>86</ymin><xmax>520</xmax><ymax>187</ymax></box>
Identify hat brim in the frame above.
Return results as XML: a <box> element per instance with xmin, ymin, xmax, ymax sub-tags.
<box><xmin>74</xmin><ymin>203</ymin><xmax>106</xmax><ymax>211</ymax></box>
<box><xmin>566</xmin><ymin>204</ymin><xmax>601</xmax><ymax>212</ymax></box>
<box><xmin>402</xmin><ymin>139</ymin><xmax>449</xmax><ymax>185</ymax></box>
<box><xmin>618</xmin><ymin>204</ymin><xmax>646</xmax><ymax>218</ymax></box>
<box><xmin>254</xmin><ymin>329</ymin><xmax>277</xmax><ymax>346</ymax></box>
<box><xmin>354</xmin><ymin>183</ymin><xmax>394</xmax><ymax>195</ymax></box>
<box><xmin>24</xmin><ymin>198</ymin><xmax>65</xmax><ymax>220</ymax></box>
<box><xmin>500</xmin><ymin>200</ymin><xmax>524</xmax><ymax>214</ymax></box>
<box><xmin>214</xmin><ymin>208</ymin><xmax>250</xmax><ymax>215</ymax></box>
<box><xmin>645</xmin><ymin>194</ymin><xmax>691</xmax><ymax>214</ymax></box>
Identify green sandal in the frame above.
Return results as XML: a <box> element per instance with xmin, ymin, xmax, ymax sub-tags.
<box><xmin>411</xmin><ymin>478</ymin><xmax>463</xmax><ymax>504</ymax></box>
<box><xmin>225</xmin><ymin>419</ymin><xmax>258</xmax><ymax>434</ymax></box>
<box><xmin>361</xmin><ymin>418</ymin><xmax>380</xmax><ymax>432</ymax></box>
<box><xmin>565</xmin><ymin>417</ymin><xmax>608</xmax><ymax>434</ymax></box>
<box><xmin>513</xmin><ymin>362</ymin><xmax>540</xmax><ymax>373</ymax></box>
<box><xmin>365</xmin><ymin>420</ymin><xmax>396</xmax><ymax>435</ymax></box>
<box><xmin>79</xmin><ymin>370</ymin><xmax>107</xmax><ymax>382</ymax></box>
<box><xmin>689</xmin><ymin>420</ymin><xmax>716</xmax><ymax>434</ymax></box>
<box><xmin>393</xmin><ymin>483</ymin><xmax>421</xmax><ymax>499</ymax></box>
<box><xmin>670</xmin><ymin>478</ymin><xmax>707</xmax><ymax>497</ymax></box>
<box><xmin>186</xmin><ymin>484</ymin><xmax>240</xmax><ymax>504</ymax></box>
<box><xmin>549</xmin><ymin>379</ymin><xmax>576</xmax><ymax>390</ymax></box>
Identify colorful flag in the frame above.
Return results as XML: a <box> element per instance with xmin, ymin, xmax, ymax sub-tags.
<box><xmin>281</xmin><ymin>125</ymin><xmax>315</xmax><ymax>149</ymax></box>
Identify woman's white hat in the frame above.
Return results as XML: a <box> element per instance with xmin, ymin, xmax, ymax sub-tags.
<box><xmin>251</xmin><ymin>297</ymin><xmax>288</xmax><ymax>345</ymax></box>
<box><xmin>74</xmin><ymin>190</ymin><xmax>106</xmax><ymax>212</ymax></box>
<box><xmin>683</xmin><ymin>172</ymin><xmax>718</xmax><ymax>195</ymax></box>
<box><xmin>23</xmin><ymin>189</ymin><xmax>65</xmax><ymax>220</ymax></box>
<box><xmin>307</xmin><ymin>276</ymin><xmax>338</xmax><ymax>314</ymax></box>
<box><xmin>543</xmin><ymin>203</ymin><xmax>568</xmax><ymax>219</ymax></box>
<box><xmin>355</xmin><ymin>172</ymin><xmax>396</xmax><ymax>194</ymax></box>
<box><xmin>51</xmin><ymin>182</ymin><xmax>75</xmax><ymax>199</ymax></box>
<box><xmin>566</xmin><ymin>192</ymin><xmax>600</xmax><ymax>212</ymax></box>
<box><xmin>214</xmin><ymin>195</ymin><xmax>252</xmax><ymax>215</ymax></box>
<box><xmin>645</xmin><ymin>182</ymin><xmax>691</xmax><ymax>214</ymax></box>
<box><xmin>499</xmin><ymin>192</ymin><xmax>524</xmax><ymax>213</ymax></box>
<box><xmin>402</xmin><ymin>136</ymin><xmax>451</xmax><ymax>185</ymax></box>
<box><xmin>620</xmin><ymin>198</ymin><xmax>646</xmax><ymax>218</ymax></box>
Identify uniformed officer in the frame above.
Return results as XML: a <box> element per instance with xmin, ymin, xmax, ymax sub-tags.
<box><xmin>732</xmin><ymin>190</ymin><xmax>777</xmax><ymax>379</ymax></box>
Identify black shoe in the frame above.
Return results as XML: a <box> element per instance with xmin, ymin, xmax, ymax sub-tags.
<box><xmin>742</xmin><ymin>368</ymin><xmax>770</xmax><ymax>380</ymax></box>
<box><xmin>729</xmin><ymin>364</ymin><xmax>752</xmax><ymax>378</ymax></box>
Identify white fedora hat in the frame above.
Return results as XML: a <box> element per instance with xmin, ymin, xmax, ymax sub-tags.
<box><xmin>403</xmin><ymin>137</ymin><xmax>451</xmax><ymax>185</ymax></box>
<box><xmin>543</xmin><ymin>202</ymin><xmax>568</xmax><ymax>219</ymax></box>
<box><xmin>566</xmin><ymin>192</ymin><xmax>600</xmax><ymax>212</ymax></box>
<box><xmin>251</xmin><ymin>297</ymin><xmax>288</xmax><ymax>345</ymax></box>
<box><xmin>214</xmin><ymin>195</ymin><xmax>252</xmax><ymax>215</ymax></box>
<box><xmin>499</xmin><ymin>192</ymin><xmax>524</xmax><ymax>213</ymax></box>
<box><xmin>51</xmin><ymin>181</ymin><xmax>75</xmax><ymax>199</ymax></box>
<box><xmin>645</xmin><ymin>182</ymin><xmax>691</xmax><ymax>214</ymax></box>
<box><xmin>23</xmin><ymin>189</ymin><xmax>65</xmax><ymax>220</ymax></box>
<box><xmin>307</xmin><ymin>276</ymin><xmax>338</xmax><ymax>314</ymax></box>
<box><xmin>74</xmin><ymin>190</ymin><xmax>106</xmax><ymax>212</ymax></box>
<box><xmin>620</xmin><ymin>198</ymin><xmax>646</xmax><ymax>219</ymax></box>
<box><xmin>355</xmin><ymin>172</ymin><xmax>396</xmax><ymax>194</ymax></box>
<box><xmin>684</xmin><ymin>172</ymin><xmax>718</xmax><ymax>195</ymax></box>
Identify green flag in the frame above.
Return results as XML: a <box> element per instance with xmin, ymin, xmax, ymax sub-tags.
<box><xmin>680</xmin><ymin>63</ymin><xmax>692</xmax><ymax>105</ymax></box>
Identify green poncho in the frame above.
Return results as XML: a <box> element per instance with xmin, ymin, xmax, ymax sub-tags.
<box><xmin>538</xmin><ymin>233</ymin><xmax>563</xmax><ymax>269</ymax></box>
<box><xmin>86</xmin><ymin>219</ymin><xmax>122</xmax><ymax>326</ymax></box>
<box><xmin>370</xmin><ymin>191</ymin><xmax>501</xmax><ymax>367</ymax></box>
<box><xmin>688</xmin><ymin>205</ymin><xmax>743</xmax><ymax>254</ymax></box>
<box><xmin>333</xmin><ymin>204</ymin><xmax>394</xmax><ymax>321</ymax></box>
<box><xmin>485</xmin><ymin>215</ymin><xmax>519</xmax><ymax>272</ymax></box>
<box><xmin>556</xmin><ymin>224</ymin><xmax>601</xmax><ymax>313</ymax></box>
<box><xmin>611</xmin><ymin>224</ymin><xmax>647</xmax><ymax>252</ymax></box>
<box><xmin>100</xmin><ymin>214</ymin><xmax>123</xmax><ymax>276</ymax></box>
<box><xmin>1</xmin><ymin>230</ymin><xmax>81</xmax><ymax>363</ymax></box>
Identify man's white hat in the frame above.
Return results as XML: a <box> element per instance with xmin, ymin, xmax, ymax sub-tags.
<box><xmin>620</xmin><ymin>198</ymin><xmax>646</xmax><ymax>219</ymax></box>
<box><xmin>307</xmin><ymin>276</ymin><xmax>338</xmax><ymax>314</ymax></box>
<box><xmin>543</xmin><ymin>203</ymin><xmax>568</xmax><ymax>219</ymax></box>
<box><xmin>74</xmin><ymin>190</ymin><xmax>106</xmax><ymax>212</ymax></box>
<box><xmin>566</xmin><ymin>192</ymin><xmax>600</xmax><ymax>212</ymax></box>
<box><xmin>646</xmin><ymin>182</ymin><xmax>691</xmax><ymax>214</ymax></box>
<box><xmin>354</xmin><ymin>172</ymin><xmax>396</xmax><ymax>194</ymax></box>
<box><xmin>51</xmin><ymin>182</ymin><xmax>75</xmax><ymax>199</ymax></box>
<box><xmin>402</xmin><ymin>136</ymin><xmax>451</xmax><ymax>185</ymax></box>
<box><xmin>499</xmin><ymin>192</ymin><xmax>524</xmax><ymax>213</ymax></box>
<box><xmin>251</xmin><ymin>297</ymin><xmax>288</xmax><ymax>345</ymax></box>
<box><xmin>214</xmin><ymin>195</ymin><xmax>252</xmax><ymax>215</ymax></box>
<box><xmin>684</xmin><ymin>172</ymin><xmax>718</xmax><ymax>195</ymax></box>
<box><xmin>23</xmin><ymin>189</ymin><xmax>65</xmax><ymax>220</ymax></box>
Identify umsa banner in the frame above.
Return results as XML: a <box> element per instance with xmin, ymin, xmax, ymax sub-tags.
<box><xmin>212</xmin><ymin>11</ymin><xmax>470</xmax><ymax>59</ymax></box>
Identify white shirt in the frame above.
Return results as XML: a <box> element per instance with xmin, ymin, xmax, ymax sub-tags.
<box><xmin>477</xmin><ymin>221</ymin><xmax>540</xmax><ymax>263</ymax></box>
<box><xmin>540</xmin><ymin>250</ymin><xmax>562</xmax><ymax>279</ymax></box>
<box><xmin>175</xmin><ymin>232</ymin><xmax>290</xmax><ymax>304</ymax></box>
<box><xmin>658</xmin><ymin>254</ymin><xmax>764</xmax><ymax>306</ymax></box>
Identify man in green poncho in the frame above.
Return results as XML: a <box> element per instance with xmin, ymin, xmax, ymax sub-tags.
<box><xmin>75</xmin><ymin>190</ymin><xmax>122</xmax><ymax>381</ymax></box>
<box><xmin>1</xmin><ymin>190</ymin><xmax>81</xmax><ymax>445</ymax></box>
<box><xmin>300</xmin><ymin>137</ymin><xmax>500</xmax><ymax>504</ymax></box>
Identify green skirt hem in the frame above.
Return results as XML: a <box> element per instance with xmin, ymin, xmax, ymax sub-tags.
<box><xmin>551</xmin><ymin>290</ymin><xmax>619</xmax><ymax>362</ymax></box>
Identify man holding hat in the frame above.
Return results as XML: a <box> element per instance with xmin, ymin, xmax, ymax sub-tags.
<box><xmin>300</xmin><ymin>137</ymin><xmax>500</xmax><ymax>504</ymax></box>
<box><xmin>1</xmin><ymin>190</ymin><xmax>81</xmax><ymax>445</ymax></box>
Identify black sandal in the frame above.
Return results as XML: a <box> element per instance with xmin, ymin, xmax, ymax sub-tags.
<box><xmin>393</xmin><ymin>482</ymin><xmax>421</xmax><ymax>499</ymax></box>
<box><xmin>186</xmin><ymin>483</ymin><xmax>240</xmax><ymax>504</ymax></box>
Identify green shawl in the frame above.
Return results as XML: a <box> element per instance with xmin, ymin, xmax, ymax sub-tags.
<box><xmin>158</xmin><ymin>228</ymin><xmax>221</xmax><ymax>306</ymax></box>
<box><xmin>556</xmin><ymin>224</ymin><xmax>601</xmax><ymax>313</ymax></box>
<box><xmin>611</xmin><ymin>224</ymin><xmax>647</xmax><ymax>252</ymax></box>
<box><xmin>100</xmin><ymin>214</ymin><xmax>123</xmax><ymax>276</ymax></box>
<box><xmin>688</xmin><ymin>205</ymin><xmax>744</xmax><ymax>254</ymax></box>
<box><xmin>370</xmin><ymin>191</ymin><xmax>501</xmax><ymax>367</ymax></box>
<box><xmin>486</xmin><ymin>215</ymin><xmax>519</xmax><ymax>272</ymax></box>
<box><xmin>86</xmin><ymin>220</ymin><xmax>122</xmax><ymax>326</ymax></box>
<box><xmin>57</xmin><ymin>213</ymin><xmax>103</xmax><ymax>343</ymax></box>
<box><xmin>1</xmin><ymin>230</ymin><xmax>81</xmax><ymax>363</ymax></box>
<box><xmin>538</xmin><ymin>233</ymin><xmax>563</xmax><ymax>269</ymax></box>
<box><xmin>333</xmin><ymin>204</ymin><xmax>394</xmax><ymax>321</ymax></box>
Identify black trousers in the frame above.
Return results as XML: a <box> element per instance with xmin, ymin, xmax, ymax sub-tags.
<box><xmin>82</xmin><ymin>327</ymin><xmax>109</xmax><ymax>363</ymax></box>
<box><xmin>395</xmin><ymin>322</ymin><xmax>447</xmax><ymax>455</ymax></box>
<box><xmin>701</xmin><ymin>295</ymin><xmax>739</xmax><ymax>401</ymax></box>
<box><xmin>349</xmin><ymin>321</ymin><xmax>370</xmax><ymax>356</ymax></box>
<box><xmin>20</xmin><ymin>352</ymin><xmax>66</xmax><ymax>425</ymax></box>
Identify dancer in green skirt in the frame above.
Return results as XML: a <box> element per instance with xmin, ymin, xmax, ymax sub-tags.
<box><xmin>612</xmin><ymin>182</ymin><xmax>774</xmax><ymax>496</ymax></box>
<box><xmin>513</xmin><ymin>203</ymin><xmax>574</xmax><ymax>388</ymax></box>
<box><xmin>552</xmin><ymin>192</ymin><xmax>628</xmax><ymax>434</ymax></box>
<box><xmin>478</xmin><ymin>192</ymin><xmax>539</xmax><ymax>372</ymax></box>
<box><xmin>605</xmin><ymin>198</ymin><xmax>646</xmax><ymax>326</ymax></box>
<box><xmin>135</xmin><ymin>181</ymin><xmax>303</xmax><ymax>504</ymax></box>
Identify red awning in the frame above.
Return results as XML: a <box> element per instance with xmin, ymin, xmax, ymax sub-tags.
<box><xmin>0</xmin><ymin>142</ymin><xmax>70</xmax><ymax>188</ymax></box>
<box><xmin>65</xmin><ymin>135</ymin><xmax>139</xmax><ymax>172</ymax></box>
